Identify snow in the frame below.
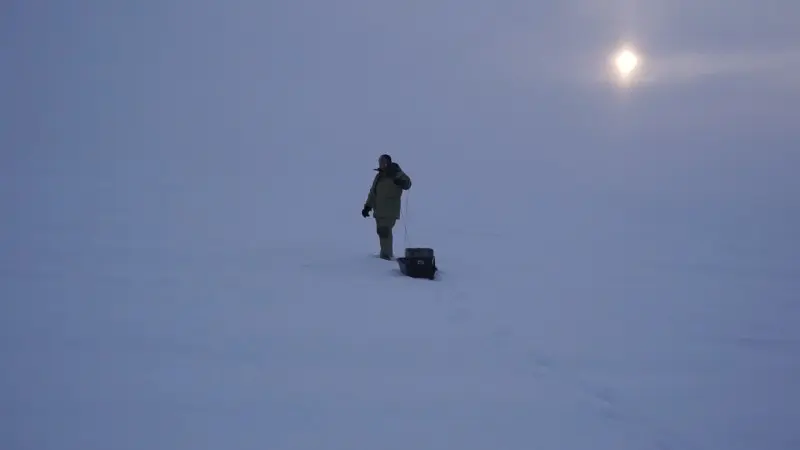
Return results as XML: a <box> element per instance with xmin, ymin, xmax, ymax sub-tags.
<box><xmin>3</xmin><ymin>2</ymin><xmax>800</xmax><ymax>450</ymax></box>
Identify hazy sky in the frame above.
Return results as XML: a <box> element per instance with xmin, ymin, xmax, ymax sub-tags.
<box><xmin>2</xmin><ymin>0</ymin><xmax>799</xmax><ymax>232</ymax></box>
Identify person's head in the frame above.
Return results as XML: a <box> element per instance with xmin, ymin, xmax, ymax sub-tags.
<box><xmin>378</xmin><ymin>154</ymin><xmax>392</xmax><ymax>169</ymax></box>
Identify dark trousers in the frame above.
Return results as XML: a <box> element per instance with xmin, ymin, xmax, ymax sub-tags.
<box><xmin>374</xmin><ymin>217</ymin><xmax>397</xmax><ymax>257</ymax></box>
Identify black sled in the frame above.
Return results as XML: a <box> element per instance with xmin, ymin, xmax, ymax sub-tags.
<box><xmin>396</xmin><ymin>248</ymin><xmax>438</xmax><ymax>280</ymax></box>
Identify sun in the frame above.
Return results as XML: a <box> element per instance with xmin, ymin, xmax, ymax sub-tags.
<box><xmin>610</xmin><ymin>46</ymin><xmax>641</xmax><ymax>84</ymax></box>
<box><xmin>615</xmin><ymin>49</ymin><xmax>639</xmax><ymax>76</ymax></box>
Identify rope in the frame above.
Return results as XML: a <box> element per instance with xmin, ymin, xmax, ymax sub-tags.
<box><xmin>402</xmin><ymin>191</ymin><xmax>410</xmax><ymax>248</ymax></box>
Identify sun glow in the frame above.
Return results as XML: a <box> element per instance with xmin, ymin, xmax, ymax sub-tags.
<box><xmin>616</xmin><ymin>50</ymin><xmax>638</xmax><ymax>76</ymax></box>
<box><xmin>610</xmin><ymin>45</ymin><xmax>642</xmax><ymax>85</ymax></box>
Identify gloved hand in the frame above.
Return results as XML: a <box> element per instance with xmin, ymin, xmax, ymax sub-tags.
<box><xmin>384</xmin><ymin>163</ymin><xmax>398</xmax><ymax>177</ymax></box>
<box><xmin>393</xmin><ymin>177</ymin><xmax>407</xmax><ymax>188</ymax></box>
<box><xmin>361</xmin><ymin>205</ymin><xmax>371</xmax><ymax>218</ymax></box>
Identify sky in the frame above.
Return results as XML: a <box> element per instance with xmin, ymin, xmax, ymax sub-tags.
<box><xmin>4</xmin><ymin>0</ymin><xmax>799</xmax><ymax>202</ymax></box>
<box><xmin>1</xmin><ymin>0</ymin><xmax>798</xmax><ymax>259</ymax></box>
<box><xmin>1</xmin><ymin>0</ymin><xmax>797</xmax><ymax>287</ymax></box>
<box><xmin>1</xmin><ymin>2</ymin><xmax>799</xmax><ymax>277</ymax></box>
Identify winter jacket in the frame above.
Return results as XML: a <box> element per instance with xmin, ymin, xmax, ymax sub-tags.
<box><xmin>365</xmin><ymin>162</ymin><xmax>412</xmax><ymax>219</ymax></box>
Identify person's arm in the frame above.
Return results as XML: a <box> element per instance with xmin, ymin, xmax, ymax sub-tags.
<box><xmin>388</xmin><ymin>163</ymin><xmax>411</xmax><ymax>190</ymax></box>
<box><xmin>364</xmin><ymin>173</ymin><xmax>379</xmax><ymax>208</ymax></box>
<box><xmin>393</xmin><ymin>170</ymin><xmax>411</xmax><ymax>190</ymax></box>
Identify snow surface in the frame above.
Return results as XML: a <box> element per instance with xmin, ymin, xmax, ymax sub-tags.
<box><xmin>3</xmin><ymin>2</ymin><xmax>800</xmax><ymax>450</ymax></box>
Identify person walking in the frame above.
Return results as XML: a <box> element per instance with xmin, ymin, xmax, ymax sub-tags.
<box><xmin>361</xmin><ymin>154</ymin><xmax>412</xmax><ymax>260</ymax></box>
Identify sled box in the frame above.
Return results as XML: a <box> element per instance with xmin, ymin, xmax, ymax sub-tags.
<box><xmin>397</xmin><ymin>247</ymin><xmax>438</xmax><ymax>280</ymax></box>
